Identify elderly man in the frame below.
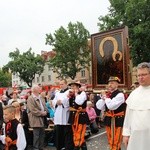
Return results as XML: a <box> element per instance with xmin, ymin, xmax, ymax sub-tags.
<box><xmin>27</xmin><ymin>85</ymin><xmax>47</xmax><ymax>150</ymax></box>
<box><xmin>96</xmin><ymin>76</ymin><xmax>126</xmax><ymax>150</ymax></box>
<box><xmin>123</xmin><ymin>62</ymin><xmax>150</xmax><ymax>150</ymax></box>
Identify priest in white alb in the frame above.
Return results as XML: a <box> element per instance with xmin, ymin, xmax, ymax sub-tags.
<box><xmin>123</xmin><ymin>62</ymin><xmax>150</xmax><ymax>150</ymax></box>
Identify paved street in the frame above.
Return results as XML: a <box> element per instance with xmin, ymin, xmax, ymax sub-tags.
<box><xmin>28</xmin><ymin>128</ymin><xmax>126</xmax><ymax>150</ymax></box>
<box><xmin>86</xmin><ymin>129</ymin><xmax>125</xmax><ymax>150</ymax></box>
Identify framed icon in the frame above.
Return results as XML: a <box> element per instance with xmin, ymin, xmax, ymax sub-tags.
<box><xmin>91</xmin><ymin>26</ymin><xmax>131</xmax><ymax>91</ymax></box>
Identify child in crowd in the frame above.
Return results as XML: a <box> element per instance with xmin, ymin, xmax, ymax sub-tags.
<box><xmin>11</xmin><ymin>101</ymin><xmax>30</xmax><ymax>149</ymax></box>
<box><xmin>0</xmin><ymin>105</ymin><xmax>26</xmax><ymax>150</ymax></box>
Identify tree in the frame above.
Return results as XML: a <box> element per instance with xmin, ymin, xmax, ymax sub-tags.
<box><xmin>97</xmin><ymin>0</ymin><xmax>150</xmax><ymax>66</ymax></box>
<box><xmin>45</xmin><ymin>21</ymin><xmax>91</xmax><ymax>80</ymax></box>
<box><xmin>3</xmin><ymin>48</ymin><xmax>45</xmax><ymax>87</ymax></box>
<box><xmin>0</xmin><ymin>69</ymin><xmax>11</xmax><ymax>87</ymax></box>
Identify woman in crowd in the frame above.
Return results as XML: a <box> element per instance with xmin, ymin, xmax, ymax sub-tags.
<box><xmin>86</xmin><ymin>101</ymin><xmax>99</xmax><ymax>134</ymax></box>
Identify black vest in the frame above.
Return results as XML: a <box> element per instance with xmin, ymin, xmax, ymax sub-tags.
<box><xmin>68</xmin><ymin>91</ymin><xmax>90</xmax><ymax>125</ymax></box>
<box><xmin>5</xmin><ymin>119</ymin><xmax>20</xmax><ymax>150</ymax></box>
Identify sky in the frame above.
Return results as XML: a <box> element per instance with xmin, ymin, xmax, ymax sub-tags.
<box><xmin>0</xmin><ymin>0</ymin><xmax>110</xmax><ymax>67</ymax></box>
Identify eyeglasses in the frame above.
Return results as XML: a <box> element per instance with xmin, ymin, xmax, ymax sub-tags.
<box><xmin>137</xmin><ymin>73</ymin><xmax>150</xmax><ymax>78</ymax></box>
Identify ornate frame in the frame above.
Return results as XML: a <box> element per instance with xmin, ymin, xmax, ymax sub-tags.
<box><xmin>91</xmin><ymin>26</ymin><xmax>131</xmax><ymax>91</ymax></box>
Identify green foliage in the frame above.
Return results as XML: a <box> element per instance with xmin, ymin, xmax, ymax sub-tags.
<box><xmin>0</xmin><ymin>69</ymin><xmax>11</xmax><ymax>87</ymax></box>
<box><xmin>46</xmin><ymin>22</ymin><xmax>90</xmax><ymax>80</ymax></box>
<box><xmin>98</xmin><ymin>0</ymin><xmax>150</xmax><ymax>66</ymax></box>
<box><xmin>3</xmin><ymin>48</ymin><xmax>45</xmax><ymax>87</ymax></box>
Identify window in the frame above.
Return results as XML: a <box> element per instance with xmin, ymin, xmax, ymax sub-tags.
<box><xmin>42</xmin><ymin>76</ymin><xmax>45</xmax><ymax>82</ymax></box>
<box><xmin>16</xmin><ymin>74</ymin><xmax>19</xmax><ymax>78</ymax></box>
<box><xmin>81</xmin><ymin>70</ymin><xmax>85</xmax><ymax>77</ymax></box>
<box><xmin>48</xmin><ymin>75</ymin><xmax>51</xmax><ymax>81</ymax></box>
<box><xmin>37</xmin><ymin>77</ymin><xmax>39</xmax><ymax>83</ymax></box>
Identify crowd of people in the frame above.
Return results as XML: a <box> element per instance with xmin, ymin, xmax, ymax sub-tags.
<box><xmin>0</xmin><ymin>80</ymin><xmax>103</xmax><ymax>150</ymax></box>
<box><xmin>0</xmin><ymin>62</ymin><xmax>149</xmax><ymax>150</ymax></box>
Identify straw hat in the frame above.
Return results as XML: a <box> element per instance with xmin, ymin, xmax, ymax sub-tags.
<box><xmin>68</xmin><ymin>80</ymin><xmax>81</xmax><ymax>88</ymax></box>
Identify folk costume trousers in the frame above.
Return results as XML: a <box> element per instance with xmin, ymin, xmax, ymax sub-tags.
<box><xmin>72</xmin><ymin>124</ymin><xmax>87</xmax><ymax>149</ymax></box>
<box><xmin>105</xmin><ymin>126</ymin><xmax>122</xmax><ymax>150</ymax></box>
<box><xmin>105</xmin><ymin>110</ymin><xmax>124</xmax><ymax>150</ymax></box>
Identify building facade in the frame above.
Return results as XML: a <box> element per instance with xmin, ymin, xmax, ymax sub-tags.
<box><xmin>12</xmin><ymin>50</ymin><xmax>92</xmax><ymax>88</ymax></box>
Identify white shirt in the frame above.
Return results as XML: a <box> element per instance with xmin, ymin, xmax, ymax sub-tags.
<box><xmin>96</xmin><ymin>92</ymin><xmax>125</xmax><ymax>111</ymax></box>
<box><xmin>74</xmin><ymin>91</ymin><xmax>87</xmax><ymax>105</ymax></box>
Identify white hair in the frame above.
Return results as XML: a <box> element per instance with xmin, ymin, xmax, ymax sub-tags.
<box><xmin>87</xmin><ymin>101</ymin><xmax>93</xmax><ymax>106</ymax></box>
<box><xmin>137</xmin><ymin>62</ymin><xmax>150</xmax><ymax>73</ymax></box>
<box><xmin>31</xmin><ymin>85</ymin><xmax>40</xmax><ymax>92</ymax></box>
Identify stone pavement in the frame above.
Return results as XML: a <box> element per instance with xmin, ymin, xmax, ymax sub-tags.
<box><xmin>28</xmin><ymin>128</ymin><xmax>125</xmax><ymax>150</ymax></box>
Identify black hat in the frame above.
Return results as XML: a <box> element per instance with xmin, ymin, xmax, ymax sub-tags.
<box><xmin>68</xmin><ymin>81</ymin><xmax>81</xmax><ymax>88</ymax></box>
<box><xmin>108</xmin><ymin>76</ymin><xmax>120</xmax><ymax>83</ymax></box>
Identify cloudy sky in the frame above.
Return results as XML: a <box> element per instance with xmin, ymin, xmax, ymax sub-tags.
<box><xmin>0</xmin><ymin>0</ymin><xmax>110</xmax><ymax>67</ymax></box>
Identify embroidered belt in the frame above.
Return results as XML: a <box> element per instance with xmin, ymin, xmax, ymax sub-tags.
<box><xmin>105</xmin><ymin>111</ymin><xmax>124</xmax><ymax>118</ymax></box>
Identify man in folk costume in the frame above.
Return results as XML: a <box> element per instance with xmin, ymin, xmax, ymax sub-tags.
<box><xmin>52</xmin><ymin>79</ymin><xmax>74</xmax><ymax>150</ymax></box>
<box><xmin>68</xmin><ymin>81</ymin><xmax>90</xmax><ymax>150</ymax></box>
<box><xmin>123</xmin><ymin>62</ymin><xmax>150</xmax><ymax>150</ymax></box>
<box><xmin>96</xmin><ymin>76</ymin><xmax>126</xmax><ymax>150</ymax></box>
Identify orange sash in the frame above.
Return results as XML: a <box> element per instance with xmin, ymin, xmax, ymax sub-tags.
<box><xmin>105</xmin><ymin>111</ymin><xmax>124</xmax><ymax>134</ymax></box>
<box><xmin>5</xmin><ymin>136</ymin><xmax>17</xmax><ymax>150</ymax></box>
<box><xmin>105</xmin><ymin>110</ymin><xmax>124</xmax><ymax>118</ymax></box>
<box><xmin>70</xmin><ymin>107</ymin><xmax>86</xmax><ymax>146</ymax></box>
<box><xmin>70</xmin><ymin>107</ymin><xmax>86</xmax><ymax>132</ymax></box>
